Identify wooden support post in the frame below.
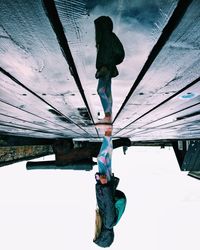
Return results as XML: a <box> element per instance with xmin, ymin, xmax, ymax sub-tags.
<box><xmin>26</xmin><ymin>159</ymin><xmax>95</xmax><ymax>171</ymax></box>
<box><xmin>172</xmin><ymin>140</ymin><xmax>188</xmax><ymax>170</ymax></box>
<box><xmin>182</xmin><ymin>140</ymin><xmax>200</xmax><ymax>171</ymax></box>
<box><xmin>173</xmin><ymin>140</ymin><xmax>200</xmax><ymax>172</ymax></box>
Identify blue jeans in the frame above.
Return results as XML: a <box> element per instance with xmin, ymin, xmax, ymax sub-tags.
<box><xmin>97</xmin><ymin>74</ymin><xmax>112</xmax><ymax>115</ymax></box>
<box><xmin>97</xmin><ymin>136</ymin><xmax>113</xmax><ymax>181</ymax></box>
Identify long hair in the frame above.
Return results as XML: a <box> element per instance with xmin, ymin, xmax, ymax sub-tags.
<box><xmin>94</xmin><ymin>208</ymin><xmax>102</xmax><ymax>241</ymax></box>
<box><xmin>93</xmin><ymin>209</ymin><xmax>114</xmax><ymax>247</ymax></box>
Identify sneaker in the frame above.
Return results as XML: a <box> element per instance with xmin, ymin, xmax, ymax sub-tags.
<box><xmin>97</xmin><ymin>115</ymin><xmax>112</xmax><ymax>124</ymax></box>
<box><xmin>95</xmin><ymin>173</ymin><xmax>108</xmax><ymax>185</ymax></box>
<box><xmin>105</xmin><ymin>127</ymin><xmax>112</xmax><ymax>136</ymax></box>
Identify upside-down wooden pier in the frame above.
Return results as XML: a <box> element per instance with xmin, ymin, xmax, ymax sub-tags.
<box><xmin>0</xmin><ymin>0</ymin><xmax>200</xmax><ymax>174</ymax></box>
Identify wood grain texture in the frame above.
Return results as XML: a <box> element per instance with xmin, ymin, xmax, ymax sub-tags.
<box><xmin>0</xmin><ymin>0</ymin><xmax>199</xmax><ymax>140</ymax></box>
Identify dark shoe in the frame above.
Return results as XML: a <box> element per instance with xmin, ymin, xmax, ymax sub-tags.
<box><xmin>97</xmin><ymin>115</ymin><xmax>112</xmax><ymax>124</ymax></box>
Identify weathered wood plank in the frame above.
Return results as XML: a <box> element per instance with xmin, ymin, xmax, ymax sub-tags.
<box><xmin>0</xmin><ymin>124</ymin><xmax>65</xmax><ymax>139</ymax></box>
<box><xmin>0</xmin><ymin>0</ymin><xmax>199</xmax><ymax>141</ymax></box>
<box><xmin>0</xmin><ymin>99</ymin><xmax>87</xmax><ymax>138</ymax></box>
<box><xmin>126</xmin><ymin>130</ymin><xmax>200</xmax><ymax>141</ymax></box>
<box><xmin>42</xmin><ymin>0</ymin><xmax>95</xmax><ymax>125</ymax></box>
<box><xmin>0</xmin><ymin>114</ymin><xmax>81</xmax><ymax>138</ymax></box>
<box><xmin>0</xmin><ymin>100</ymin><xmax>72</xmax><ymax>132</ymax></box>
<box><xmin>127</xmin><ymin>119</ymin><xmax>200</xmax><ymax>141</ymax></box>
<box><xmin>0</xmin><ymin>0</ymin><xmax>97</xmax><ymax>137</ymax></box>
<box><xmin>114</xmin><ymin>0</ymin><xmax>200</xmax><ymax>136</ymax></box>
<box><xmin>115</xmin><ymin>81</ymin><xmax>200</xmax><ymax>137</ymax></box>
<box><xmin>0</xmin><ymin>72</ymin><xmax>90</xmax><ymax>138</ymax></box>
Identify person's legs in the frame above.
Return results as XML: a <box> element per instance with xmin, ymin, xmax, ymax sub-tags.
<box><xmin>97</xmin><ymin>134</ymin><xmax>113</xmax><ymax>182</ymax></box>
<box><xmin>104</xmin><ymin>77</ymin><xmax>112</xmax><ymax>116</ymax></box>
<box><xmin>97</xmin><ymin>73</ymin><xmax>112</xmax><ymax>117</ymax></box>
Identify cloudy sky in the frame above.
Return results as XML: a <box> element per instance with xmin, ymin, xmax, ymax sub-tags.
<box><xmin>55</xmin><ymin>0</ymin><xmax>179</xmax><ymax>116</ymax></box>
<box><xmin>0</xmin><ymin>146</ymin><xmax>200</xmax><ymax>250</ymax></box>
<box><xmin>57</xmin><ymin>0</ymin><xmax>178</xmax><ymax>80</ymax></box>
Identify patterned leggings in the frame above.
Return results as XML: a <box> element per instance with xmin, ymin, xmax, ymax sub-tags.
<box><xmin>97</xmin><ymin>74</ymin><xmax>112</xmax><ymax>115</ymax></box>
<box><xmin>97</xmin><ymin>136</ymin><xmax>113</xmax><ymax>181</ymax></box>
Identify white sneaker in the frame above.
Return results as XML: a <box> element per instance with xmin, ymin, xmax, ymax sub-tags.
<box><xmin>97</xmin><ymin>116</ymin><xmax>112</xmax><ymax>124</ymax></box>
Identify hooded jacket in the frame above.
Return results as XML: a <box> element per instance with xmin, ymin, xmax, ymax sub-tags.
<box><xmin>93</xmin><ymin>176</ymin><xmax>126</xmax><ymax>247</ymax></box>
<box><xmin>94</xmin><ymin>16</ymin><xmax>120</xmax><ymax>78</ymax></box>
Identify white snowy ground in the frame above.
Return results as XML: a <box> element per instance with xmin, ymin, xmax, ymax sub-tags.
<box><xmin>0</xmin><ymin>146</ymin><xmax>199</xmax><ymax>250</ymax></box>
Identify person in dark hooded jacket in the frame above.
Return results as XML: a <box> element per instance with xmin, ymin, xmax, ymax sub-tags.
<box><xmin>93</xmin><ymin>127</ymin><xmax>126</xmax><ymax>247</ymax></box>
<box><xmin>94</xmin><ymin>16</ymin><xmax>125</xmax><ymax>124</ymax></box>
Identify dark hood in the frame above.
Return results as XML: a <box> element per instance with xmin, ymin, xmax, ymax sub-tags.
<box><xmin>94</xmin><ymin>16</ymin><xmax>113</xmax><ymax>32</ymax></box>
<box><xmin>94</xmin><ymin>16</ymin><xmax>113</xmax><ymax>45</ymax></box>
<box><xmin>93</xmin><ymin>226</ymin><xmax>114</xmax><ymax>248</ymax></box>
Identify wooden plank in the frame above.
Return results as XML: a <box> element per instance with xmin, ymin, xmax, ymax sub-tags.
<box><xmin>42</xmin><ymin>0</ymin><xmax>95</xmax><ymax>125</ymax></box>
<box><xmin>0</xmin><ymin>124</ymin><xmax>64</xmax><ymax>139</ymax></box>
<box><xmin>125</xmin><ymin>115</ymin><xmax>200</xmax><ymax>139</ymax></box>
<box><xmin>0</xmin><ymin>114</ymin><xmax>80</xmax><ymax>138</ymax></box>
<box><xmin>0</xmin><ymin>72</ymin><xmax>90</xmax><ymax>138</ymax></box>
<box><xmin>117</xmin><ymin>113</ymin><xmax>200</xmax><ymax>140</ymax></box>
<box><xmin>0</xmin><ymin>99</ymin><xmax>87</xmax><ymax>138</ymax></box>
<box><xmin>126</xmin><ymin>130</ymin><xmax>200</xmax><ymax>141</ymax></box>
<box><xmin>26</xmin><ymin>160</ymin><xmax>94</xmax><ymax>171</ymax></box>
<box><xmin>114</xmin><ymin>0</ymin><xmax>200</xmax><ymax>136</ymax></box>
<box><xmin>0</xmin><ymin>101</ymin><xmax>74</xmax><ymax>132</ymax></box>
<box><xmin>0</xmin><ymin>0</ymin><xmax>97</xmax><ymax>137</ymax></box>
<box><xmin>116</xmin><ymin>87</ymin><xmax>200</xmax><ymax>138</ymax></box>
<box><xmin>0</xmin><ymin>121</ymin><xmax>66</xmax><ymax>137</ymax></box>
<box><xmin>115</xmin><ymin>81</ymin><xmax>200</xmax><ymax>134</ymax></box>
<box><xmin>127</xmin><ymin>122</ymin><xmax>200</xmax><ymax>141</ymax></box>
